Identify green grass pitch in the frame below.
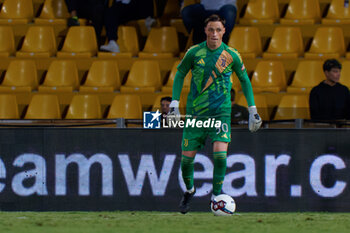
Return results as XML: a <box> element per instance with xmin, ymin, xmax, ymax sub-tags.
<box><xmin>0</xmin><ymin>212</ymin><xmax>350</xmax><ymax>233</ymax></box>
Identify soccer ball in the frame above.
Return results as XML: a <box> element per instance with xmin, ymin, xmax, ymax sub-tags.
<box><xmin>210</xmin><ymin>194</ymin><xmax>236</xmax><ymax>216</ymax></box>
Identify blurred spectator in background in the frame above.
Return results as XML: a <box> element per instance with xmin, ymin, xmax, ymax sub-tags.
<box><xmin>161</xmin><ymin>96</ymin><xmax>172</xmax><ymax>126</ymax></box>
<box><xmin>100</xmin><ymin>0</ymin><xmax>155</xmax><ymax>52</ymax></box>
<box><xmin>65</xmin><ymin>0</ymin><xmax>107</xmax><ymax>45</ymax></box>
<box><xmin>309</xmin><ymin>59</ymin><xmax>350</xmax><ymax>120</ymax></box>
<box><xmin>231</xmin><ymin>89</ymin><xmax>249</xmax><ymax>123</ymax></box>
<box><xmin>181</xmin><ymin>0</ymin><xmax>237</xmax><ymax>44</ymax></box>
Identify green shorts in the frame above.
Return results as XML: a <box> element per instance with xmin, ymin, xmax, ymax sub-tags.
<box><xmin>181</xmin><ymin>116</ymin><xmax>231</xmax><ymax>151</ymax></box>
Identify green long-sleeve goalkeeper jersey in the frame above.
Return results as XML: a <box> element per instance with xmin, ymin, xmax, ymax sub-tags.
<box><xmin>172</xmin><ymin>41</ymin><xmax>255</xmax><ymax>118</ymax></box>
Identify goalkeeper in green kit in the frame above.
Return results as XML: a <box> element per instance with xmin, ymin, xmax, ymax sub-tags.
<box><xmin>168</xmin><ymin>14</ymin><xmax>262</xmax><ymax>214</ymax></box>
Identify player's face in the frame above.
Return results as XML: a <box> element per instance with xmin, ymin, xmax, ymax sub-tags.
<box><xmin>205</xmin><ymin>21</ymin><xmax>225</xmax><ymax>48</ymax></box>
<box><xmin>161</xmin><ymin>100</ymin><xmax>171</xmax><ymax>114</ymax></box>
<box><xmin>325</xmin><ymin>68</ymin><xmax>341</xmax><ymax>84</ymax></box>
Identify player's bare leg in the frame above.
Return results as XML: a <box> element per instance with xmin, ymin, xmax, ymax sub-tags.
<box><xmin>179</xmin><ymin>150</ymin><xmax>197</xmax><ymax>214</ymax></box>
<box><xmin>213</xmin><ymin>141</ymin><xmax>228</xmax><ymax>151</ymax></box>
<box><xmin>211</xmin><ymin>141</ymin><xmax>228</xmax><ymax>202</ymax></box>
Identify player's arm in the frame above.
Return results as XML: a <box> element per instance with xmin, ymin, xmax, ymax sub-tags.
<box><xmin>231</xmin><ymin>54</ymin><xmax>254</xmax><ymax>107</ymax></box>
<box><xmin>169</xmin><ymin>47</ymin><xmax>195</xmax><ymax>120</ymax></box>
<box><xmin>231</xmin><ymin>50</ymin><xmax>262</xmax><ymax>132</ymax></box>
<box><xmin>168</xmin><ymin>71</ymin><xmax>186</xmax><ymax>121</ymax></box>
<box><xmin>172</xmin><ymin>72</ymin><xmax>186</xmax><ymax>102</ymax></box>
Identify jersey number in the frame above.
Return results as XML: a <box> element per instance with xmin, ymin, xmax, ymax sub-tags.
<box><xmin>216</xmin><ymin>123</ymin><xmax>228</xmax><ymax>134</ymax></box>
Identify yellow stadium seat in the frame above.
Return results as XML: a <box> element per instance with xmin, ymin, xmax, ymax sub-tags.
<box><xmin>228</xmin><ymin>27</ymin><xmax>262</xmax><ymax>59</ymax></box>
<box><xmin>38</xmin><ymin>60</ymin><xmax>79</xmax><ymax>92</ymax></box>
<box><xmin>280</xmin><ymin>0</ymin><xmax>321</xmax><ymax>24</ymax></box>
<box><xmin>322</xmin><ymin>0</ymin><xmax>350</xmax><ymax>24</ymax></box>
<box><xmin>160</xmin><ymin>0</ymin><xmax>181</xmax><ymax>26</ymax></box>
<box><xmin>183</xmin><ymin>0</ymin><xmax>200</xmax><ymax>8</ymax></box>
<box><xmin>138</xmin><ymin>27</ymin><xmax>179</xmax><ymax>58</ymax></box>
<box><xmin>126</xmin><ymin>18</ymin><xmax>161</xmax><ymax>37</ymax></box>
<box><xmin>0</xmin><ymin>0</ymin><xmax>34</xmax><ymax>24</ymax></box>
<box><xmin>16</xmin><ymin>26</ymin><xmax>57</xmax><ymax>57</ymax></box>
<box><xmin>162</xmin><ymin>60</ymin><xmax>191</xmax><ymax>93</ymax></box>
<box><xmin>0</xmin><ymin>60</ymin><xmax>38</xmax><ymax>93</ymax></box>
<box><xmin>98</xmin><ymin>26</ymin><xmax>139</xmax><ymax>58</ymax></box>
<box><xmin>107</xmin><ymin>95</ymin><xmax>142</xmax><ymax>120</ymax></box>
<box><xmin>251</xmin><ymin>61</ymin><xmax>287</xmax><ymax>93</ymax></box>
<box><xmin>287</xmin><ymin>60</ymin><xmax>324</xmax><ymax>94</ymax></box>
<box><xmin>120</xmin><ymin>60</ymin><xmax>162</xmax><ymax>93</ymax></box>
<box><xmin>304</xmin><ymin>27</ymin><xmax>345</xmax><ymax>59</ymax></box>
<box><xmin>170</xmin><ymin>18</ymin><xmax>189</xmax><ymax>36</ymax></box>
<box><xmin>240</xmin><ymin>0</ymin><xmax>279</xmax><ymax>24</ymax></box>
<box><xmin>117</xmin><ymin>26</ymin><xmax>139</xmax><ymax>57</ymax></box>
<box><xmin>162</xmin><ymin>0</ymin><xmax>181</xmax><ymax>20</ymax></box>
<box><xmin>80</xmin><ymin>60</ymin><xmax>121</xmax><ymax>93</ymax></box>
<box><xmin>0</xmin><ymin>26</ymin><xmax>15</xmax><ymax>57</ymax></box>
<box><xmin>237</xmin><ymin>94</ymin><xmax>270</xmax><ymax>121</ymax></box>
<box><xmin>35</xmin><ymin>0</ymin><xmax>70</xmax><ymax>25</ymax></box>
<box><xmin>274</xmin><ymin>95</ymin><xmax>310</xmax><ymax>120</ymax></box>
<box><xmin>65</xmin><ymin>95</ymin><xmax>102</xmax><ymax>119</ymax></box>
<box><xmin>57</xmin><ymin>26</ymin><xmax>98</xmax><ymax>58</ymax></box>
<box><xmin>339</xmin><ymin>61</ymin><xmax>350</xmax><ymax>87</ymax></box>
<box><xmin>263</xmin><ymin>27</ymin><xmax>304</xmax><ymax>59</ymax></box>
<box><xmin>24</xmin><ymin>94</ymin><xmax>61</xmax><ymax>119</ymax></box>
<box><xmin>0</xmin><ymin>94</ymin><xmax>19</xmax><ymax>119</ymax></box>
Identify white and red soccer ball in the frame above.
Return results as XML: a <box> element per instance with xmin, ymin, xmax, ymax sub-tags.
<box><xmin>210</xmin><ymin>194</ymin><xmax>236</xmax><ymax>216</ymax></box>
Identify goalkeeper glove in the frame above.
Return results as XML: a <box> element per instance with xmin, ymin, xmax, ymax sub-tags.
<box><xmin>248</xmin><ymin>106</ymin><xmax>262</xmax><ymax>132</ymax></box>
<box><xmin>167</xmin><ymin>100</ymin><xmax>181</xmax><ymax>124</ymax></box>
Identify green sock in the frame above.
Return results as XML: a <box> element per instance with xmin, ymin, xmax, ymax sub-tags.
<box><xmin>213</xmin><ymin>151</ymin><xmax>227</xmax><ymax>196</ymax></box>
<box><xmin>181</xmin><ymin>154</ymin><xmax>195</xmax><ymax>190</ymax></box>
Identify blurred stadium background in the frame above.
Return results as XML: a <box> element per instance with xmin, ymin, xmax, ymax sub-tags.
<box><xmin>0</xmin><ymin>0</ymin><xmax>349</xmax><ymax>125</ymax></box>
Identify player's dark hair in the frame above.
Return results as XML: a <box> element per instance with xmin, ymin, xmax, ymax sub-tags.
<box><xmin>204</xmin><ymin>14</ymin><xmax>226</xmax><ymax>27</ymax></box>
<box><xmin>160</xmin><ymin>96</ymin><xmax>172</xmax><ymax>103</ymax></box>
<box><xmin>323</xmin><ymin>59</ymin><xmax>342</xmax><ymax>71</ymax></box>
